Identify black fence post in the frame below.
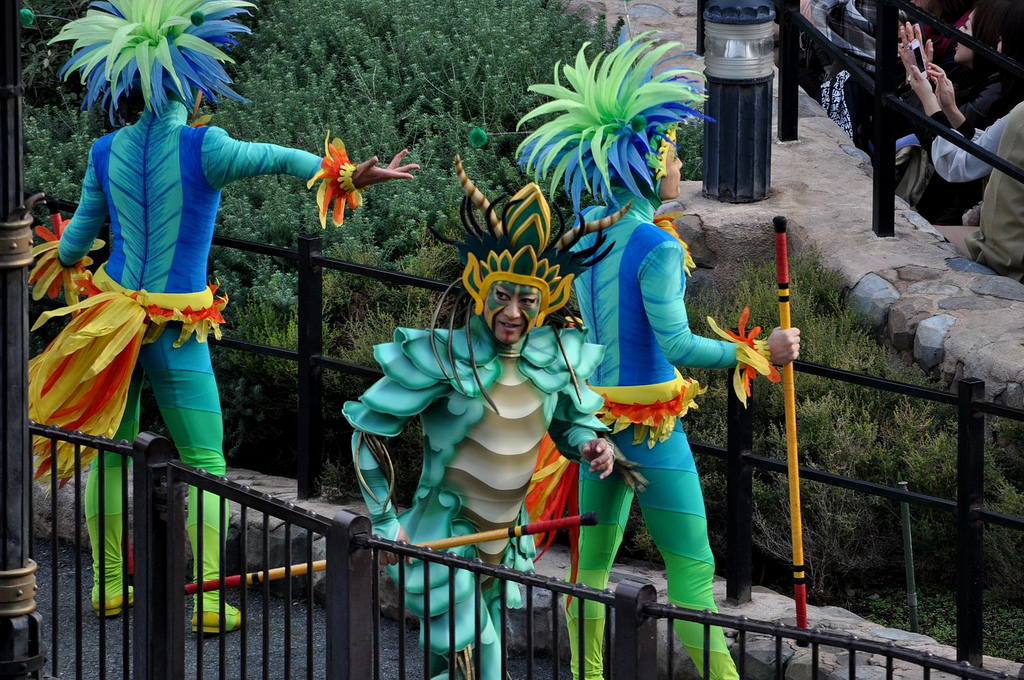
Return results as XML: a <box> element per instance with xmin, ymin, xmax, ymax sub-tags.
<box><xmin>1</xmin><ymin>4</ymin><xmax>46</xmax><ymax>677</ymax></box>
<box><xmin>326</xmin><ymin>509</ymin><xmax>373</xmax><ymax>680</ymax></box>
<box><xmin>297</xmin><ymin>234</ymin><xmax>324</xmax><ymax>500</ymax></box>
<box><xmin>871</xmin><ymin>0</ymin><xmax>899</xmax><ymax>238</ymax></box>
<box><xmin>955</xmin><ymin>378</ymin><xmax>984</xmax><ymax>667</ymax></box>
<box><xmin>777</xmin><ymin>0</ymin><xmax>800</xmax><ymax>141</ymax></box>
<box><xmin>697</xmin><ymin>0</ymin><xmax>706</xmax><ymax>56</ymax></box>
<box><xmin>132</xmin><ymin>432</ymin><xmax>184</xmax><ymax>680</ymax></box>
<box><xmin>612</xmin><ymin>580</ymin><xmax>657</xmax><ymax>680</ymax></box>
<box><xmin>726</xmin><ymin>385</ymin><xmax>754</xmax><ymax>604</ymax></box>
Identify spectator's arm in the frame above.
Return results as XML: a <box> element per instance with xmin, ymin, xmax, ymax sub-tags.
<box><xmin>931</xmin><ymin>113</ymin><xmax>1009</xmax><ymax>183</ymax></box>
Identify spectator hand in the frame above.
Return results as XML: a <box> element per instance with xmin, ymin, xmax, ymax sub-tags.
<box><xmin>899</xmin><ymin>23</ymin><xmax>932</xmax><ymax>96</ymax></box>
<box><xmin>352</xmin><ymin>149</ymin><xmax>419</xmax><ymax>189</ymax></box>
<box><xmin>926</xmin><ymin>64</ymin><xmax>964</xmax><ymax>126</ymax></box>
<box><xmin>767</xmin><ymin>327</ymin><xmax>801</xmax><ymax>365</ymax></box>
<box><xmin>581</xmin><ymin>438</ymin><xmax>615</xmax><ymax>480</ymax></box>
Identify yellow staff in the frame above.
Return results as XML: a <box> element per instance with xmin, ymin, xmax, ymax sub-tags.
<box><xmin>774</xmin><ymin>215</ymin><xmax>807</xmax><ymax>629</ymax></box>
<box><xmin>185</xmin><ymin>513</ymin><xmax>598</xmax><ymax>594</ymax></box>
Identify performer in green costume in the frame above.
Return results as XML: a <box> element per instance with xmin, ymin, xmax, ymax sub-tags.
<box><xmin>343</xmin><ymin>158</ymin><xmax>625</xmax><ymax>680</ymax></box>
<box><xmin>29</xmin><ymin>0</ymin><xmax>416</xmax><ymax>633</ymax></box>
<box><xmin>518</xmin><ymin>34</ymin><xmax>801</xmax><ymax>680</ymax></box>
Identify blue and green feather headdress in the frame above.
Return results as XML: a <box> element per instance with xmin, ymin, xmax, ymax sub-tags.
<box><xmin>517</xmin><ymin>32</ymin><xmax>706</xmax><ymax>211</ymax></box>
<box><xmin>51</xmin><ymin>0</ymin><xmax>256</xmax><ymax>120</ymax></box>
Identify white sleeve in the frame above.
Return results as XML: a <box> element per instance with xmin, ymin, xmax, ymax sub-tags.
<box><xmin>931</xmin><ymin>114</ymin><xmax>1009</xmax><ymax>183</ymax></box>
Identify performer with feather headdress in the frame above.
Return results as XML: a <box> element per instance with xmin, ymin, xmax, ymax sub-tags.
<box><xmin>29</xmin><ymin>0</ymin><xmax>416</xmax><ymax>632</ymax></box>
<box><xmin>518</xmin><ymin>33</ymin><xmax>801</xmax><ymax>679</ymax></box>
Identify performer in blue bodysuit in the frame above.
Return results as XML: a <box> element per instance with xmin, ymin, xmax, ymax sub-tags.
<box><xmin>29</xmin><ymin>0</ymin><xmax>417</xmax><ymax>633</ymax></box>
<box><xmin>518</xmin><ymin>34</ymin><xmax>801</xmax><ymax>679</ymax></box>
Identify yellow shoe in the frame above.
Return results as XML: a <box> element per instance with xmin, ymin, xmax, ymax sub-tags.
<box><xmin>190</xmin><ymin>604</ymin><xmax>242</xmax><ymax>634</ymax></box>
<box><xmin>91</xmin><ymin>587</ymin><xmax>134</xmax><ymax>617</ymax></box>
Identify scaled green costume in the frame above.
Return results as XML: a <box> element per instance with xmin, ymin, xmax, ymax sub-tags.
<box><xmin>344</xmin><ymin>168</ymin><xmax>620</xmax><ymax>680</ymax></box>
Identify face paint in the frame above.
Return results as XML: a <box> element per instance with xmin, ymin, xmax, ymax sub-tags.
<box><xmin>484</xmin><ymin>282</ymin><xmax>540</xmax><ymax>345</ymax></box>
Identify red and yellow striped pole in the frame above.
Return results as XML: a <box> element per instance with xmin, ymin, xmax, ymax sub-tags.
<box><xmin>185</xmin><ymin>512</ymin><xmax>598</xmax><ymax>594</ymax></box>
<box><xmin>774</xmin><ymin>215</ymin><xmax>808</xmax><ymax>629</ymax></box>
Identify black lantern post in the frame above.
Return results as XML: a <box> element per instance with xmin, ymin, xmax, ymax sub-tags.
<box><xmin>1</xmin><ymin>1</ymin><xmax>45</xmax><ymax>677</ymax></box>
<box><xmin>702</xmin><ymin>0</ymin><xmax>776</xmax><ymax>202</ymax></box>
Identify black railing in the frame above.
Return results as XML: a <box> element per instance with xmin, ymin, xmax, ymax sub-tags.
<box><xmin>26</xmin><ymin>189</ymin><xmax>1024</xmax><ymax>664</ymax></box>
<box><xmin>769</xmin><ymin>0</ymin><xmax>1024</xmax><ymax>236</ymax></box>
<box><xmin>28</xmin><ymin>422</ymin><xmax>138</xmax><ymax>680</ymax></box>
<box><xmin>28</xmin><ymin>417</ymin><xmax>1024</xmax><ymax>679</ymax></box>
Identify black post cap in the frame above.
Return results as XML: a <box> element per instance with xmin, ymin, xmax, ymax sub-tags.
<box><xmin>773</xmin><ymin>215</ymin><xmax>787</xmax><ymax>233</ymax></box>
<box><xmin>703</xmin><ymin>0</ymin><xmax>775</xmax><ymax>24</ymax></box>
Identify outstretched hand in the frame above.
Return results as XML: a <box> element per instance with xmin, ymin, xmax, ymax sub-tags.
<box><xmin>581</xmin><ymin>438</ymin><xmax>615</xmax><ymax>480</ymax></box>
<box><xmin>352</xmin><ymin>149</ymin><xmax>419</xmax><ymax>189</ymax></box>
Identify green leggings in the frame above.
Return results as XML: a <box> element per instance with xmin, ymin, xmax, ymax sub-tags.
<box><xmin>85</xmin><ymin>331</ymin><xmax>229</xmax><ymax>611</ymax></box>
<box><xmin>566</xmin><ymin>429</ymin><xmax>738</xmax><ymax>680</ymax></box>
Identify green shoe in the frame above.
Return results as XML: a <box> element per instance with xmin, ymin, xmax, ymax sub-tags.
<box><xmin>92</xmin><ymin>586</ymin><xmax>134</xmax><ymax>617</ymax></box>
<box><xmin>191</xmin><ymin>603</ymin><xmax>242</xmax><ymax>634</ymax></box>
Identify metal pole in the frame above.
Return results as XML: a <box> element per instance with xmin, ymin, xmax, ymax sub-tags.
<box><xmin>612</xmin><ymin>580</ymin><xmax>657</xmax><ymax>680</ymax></box>
<box><xmin>296</xmin><ymin>235</ymin><xmax>324</xmax><ymax>500</ymax></box>
<box><xmin>777</xmin><ymin>0</ymin><xmax>800</xmax><ymax>141</ymax></box>
<box><xmin>897</xmin><ymin>481</ymin><xmax>919</xmax><ymax>633</ymax></box>
<box><xmin>1</xmin><ymin>0</ymin><xmax>45</xmax><ymax>675</ymax></box>
<box><xmin>132</xmin><ymin>433</ymin><xmax>181</xmax><ymax>680</ymax></box>
<box><xmin>726</xmin><ymin>382</ymin><xmax>753</xmax><ymax>604</ymax></box>
<box><xmin>955</xmin><ymin>378</ymin><xmax>984</xmax><ymax>666</ymax></box>
<box><xmin>326</xmin><ymin>509</ymin><xmax>373</xmax><ymax>680</ymax></box>
<box><xmin>871</xmin><ymin>0</ymin><xmax>899</xmax><ymax>238</ymax></box>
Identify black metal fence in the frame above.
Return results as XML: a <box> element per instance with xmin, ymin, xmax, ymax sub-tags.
<box><xmin>768</xmin><ymin>0</ymin><xmax>1024</xmax><ymax>237</ymax></box>
<box><xmin>27</xmin><ymin>414</ymin><xmax>1024</xmax><ymax>680</ymax></box>
<box><xmin>29</xmin><ymin>423</ymin><xmax>136</xmax><ymax>680</ymax></box>
<box><xmin>25</xmin><ymin>188</ymin><xmax>1024</xmax><ymax>667</ymax></box>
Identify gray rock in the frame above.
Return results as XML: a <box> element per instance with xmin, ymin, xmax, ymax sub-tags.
<box><xmin>507</xmin><ymin>587</ymin><xmax>569</xmax><ymax>657</ymax></box>
<box><xmin>906</xmin><ymin>282</ymin><xmax>959</xmax><ymax>296</ymax></box>
<box><xmin>245</xmin><ymin>524</ymin><xmax>327</xmax><ymax>603</ymax></box>
<box><xmin>896</xmin><ymin>266</ymin><xmax>942</xmax><ymax>282</ymax></box>
<box><xmin>967</xmin><ymin>276</ymin><xmax>1024</xmax><ymax>301</ymax></box>
<box><xmin>840</xmin><ymin>144</ymin><xmax>871</xmax><ymax>164</ymax></box>
<box><xmin>903</xmin><ymin>211</ymin><xmax>942</xmax><ymax>238</ymax></box>
<box><xmin>848</xmin><ymin>273</ymin><xmax>900</xmax><ymax>330</ymax></box>
<box><xmin>674</xmin><ymin>214</ymin><xmax>717</xmax><ymax>268</ymax></box>
<box><xmin>735</xmin><ymin>635</ymin><xmax>797</xmax><ymax>680</ymax></box>
<box><xmin>913</xmin><ymin>314</ymin><xmax>955</xmax><ymax>370</ymax></box>
<box><xmin>945</xmin><ymin>257</ymin><xmax>997</xmax><ymax>274</ymax></box>
<box><xmin>937</xmin><ymin>297</ymin><xmax>1010</xmax><ymax>310</ymax></box>
<box><xmin>627</xmin><ymin>3</ymin><xmax>672</xmax><ymax>17</ymax></box>
<box><xmin>867</xmin><ymin>627</ymin><xmax>937</xmax><ymax>644</ymax></box>
<box><xmin>1001</xmin><ymin>383</ymin><xmax>1024</xmax><ymax>409</ymax></box>
<box><xmin>887</xmin><ymin>298</ymin><xmax>933</xmax><ymax>351</ymax></box>
<box><xmin>827</xmin><ymin>664</ymin><xmax>893</xmax><ymax>680</ymax></box>
<box><xmin>813</xmin><ymin>607</ymin><xmax>871</xmax><ymax>624</ymax></box>
<box><xmin>786</xmin><ymin>646</ymin><xmax>842</xmax><ymax>680</ymax></box>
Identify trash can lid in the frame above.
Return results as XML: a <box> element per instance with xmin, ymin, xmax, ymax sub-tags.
<box><xmin>703</xmin><ymin>0</ymin><xmax>775</xmax><ymax>24</ymax></box>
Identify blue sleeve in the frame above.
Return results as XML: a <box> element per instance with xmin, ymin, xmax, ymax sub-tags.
<box><xmin>58</xmin><ymin>144</ymin><xmax>109</xmax><ymax>266</ymax></box>
<box><xmin>200</xmin><ymin>127</ymin><xmax>322</xmax><ymax>190</ymax></box>
<box><xmin>638</xmin><ymin>240</ymin><xmax>738</xmax><ymax>370</ymax></box>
